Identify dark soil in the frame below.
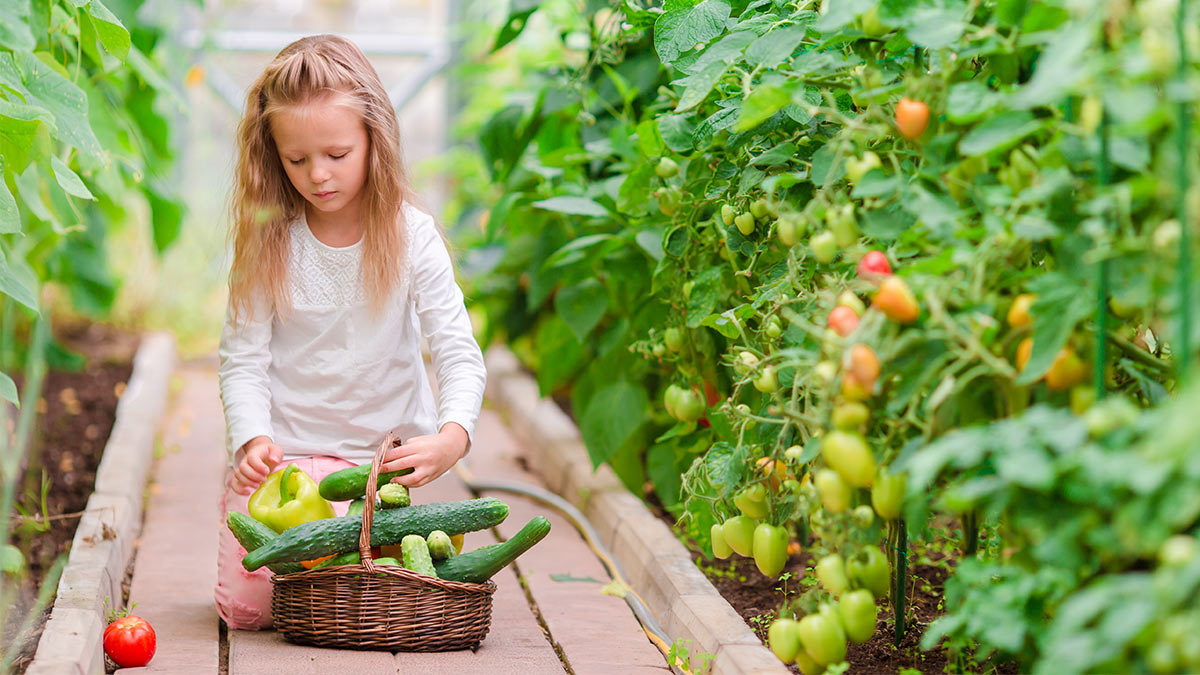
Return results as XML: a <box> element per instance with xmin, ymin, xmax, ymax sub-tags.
<box><xmin>4</xmin><ymin>322</ymin><xmax>137</xmax><ymax>673</ymax></box>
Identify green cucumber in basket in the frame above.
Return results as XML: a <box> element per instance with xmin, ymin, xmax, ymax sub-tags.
<box><xmin>435</xmin><ymin>516</ymin><xmax>551</xmax><ymax>584</ymax></box>
<box><xmin>241</xmin><ymin>497</ymin><xmax>509</xmax><ymax>571</ymax></box>
<box><xmin>426</xmin><ymin>530</ymin><xmax>455</xmax><ymax>560</ymax></box>
<box><xmin>318</xmin><ymin>463</ymin><xmax>413</xmax><ymax>501</ymax></box>
<box><xmin>225</xmin><ymin>512</ymin><xmax>306</xmax><ymax>575</ymax></box>
<box><xmin>401</xmin><ymin>535</ymin><xmax>438</xmax><ymax>578</ymax></box>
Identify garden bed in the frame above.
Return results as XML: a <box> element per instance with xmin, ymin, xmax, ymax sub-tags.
<box><xmin>5</xmin><ymin>323</ymin><xmax>137</xmax><ymax>672</ymax></box>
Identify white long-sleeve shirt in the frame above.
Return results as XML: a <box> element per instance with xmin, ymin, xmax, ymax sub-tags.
<box><xmin>217</xmin><ymin>204</ymin><xmax>486</xmax><ymax>465</ymax></box>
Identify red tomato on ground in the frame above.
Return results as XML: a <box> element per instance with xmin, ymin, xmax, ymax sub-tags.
<box><xmin>104</xmin><ymin>615</ymin><xmax>156</xmax><ymax>667</ymax></box>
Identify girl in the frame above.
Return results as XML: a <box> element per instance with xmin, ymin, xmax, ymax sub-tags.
<box><xmin>214</xmin><ymin>34</ymin><xmax>486</xmax><ymax>630</ymax></box>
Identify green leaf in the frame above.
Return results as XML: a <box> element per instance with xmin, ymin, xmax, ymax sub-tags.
<box><xmin>946</xmin><ymin>81</ymin><xmax>998</xmax><ymax>123</ymax></box>
<box><xmin>1010</xmin><ymin>23</ymin><xmax>1092</xmax><ymax>110</ymax></box>
<box><xmin>902</xmin><ymin>7</ymin><xmax>965</xmax><ymax>49</ymax></box>
<box><xmin>49</xmin><ymin>156</ymin><xmax>93</xmax><ymax>200</ymax></box>
<box><xmin>531</xmin><ymin>196</ymin><xmax>609</xmax><ymax>218</ymax></box>
<box><xmin>654</xmin><ymin>0</ymin><xmax>731</xmax><ymax>66</ymax></box>
<box><xmin>535</xmin><ymin>314</ymin><xmax>586</xmax><ymax>395</ymax></box>
<box><xmin>8</xmin><ymin>51</ymin><xmax>102</xmax><ymax>159</ymax></box>
<box><xmin>685</xmin><ymin>266</ymin><xmax>725</xmax><ymax>328</ymax></box>
<box><xmin>580</xmin><ymin>381</ymin><xmax>647</xmax><ymax>468</ymax></box>
<box><xmin>635</xmin><ymin>118</ymin><xmax>665</xmax><ymax>157</ymax></box>
<box><xmin>743</xmin><ymin>23</ymin><xmax>806</xmax><ymax>69</ymax></box>
<box><xmin>492</xmin><ymin>0</ymin><xmax>540</xmax><ymax>52</ymax></box>
<box><xmin>658</xmin><ymin>113</ymin><xmax>696</xmax><ymax>153</ymax></box>
<box><xmin>699</xmin><ymin>311</ymin><xmax>740</xmax><ymax>338</ymax></box>
<box><xmin>0</xmin><ymin>174</ymin><xmax>18</xmax><ymax>235</ymax></box>
<box><xmin>689</xmin><ymin>30</ymin><xmax>755</xmax><ymax>72</ymax></box>
<box><xmin>675</xmin><ymin>61</ymin><xmax>729</xmax><ymax>112</ymax></box>
<box><xmin>1016</xmin><ymin>278</ymin><xmax>1093</xmax><ymax>384</ymax></box>
<box><xmin>86</xmin><ymin>0</ymin><xmax>131</xmax><ymax>60</ymax></box>
<box><xmin>810</xmin><ymin>144</ymin><xmax>844</xmax><ymax>187</ymax></box>
<box><xmin>814</xmin><ymin>0</ymin><xmax>871</xmax><ymax>32</ymax></box>
<box><xmin>0</xmin><ymin>372</ymin><xmax>16</xmax><ymax>406</ymax></box>
<box><xmin>735</xmin><ymin>83</ymin><xmax>792</xmax><ymax>131</ymax></box>
<box><xmin>0</xmin><ymin>2</ymin><xmax>35</xmax><ymax>52</ymax></box>
<box><xmin>618</xmin><ymin>163</ymin><xmax>654</xmax><ymax>216</ymax></box>
<box><xmin>0</xmin><ymin>99</ymin><xmax>55</xmax><ymax>174</ymax></box>
<box><xmin>0</xmin><ymin>252</ymin><xmax>39</xmax><ymax>313</ymax></box>
<box><xmin>143</xmin><ymin>183</ymin><xmax>184</xmax><ymax>253</ymax></box>
<box><xmin>851</xmin><ymin>171</ymin><xmax>900</xmax><ymax>198</ymax></box>
<box><xmin>749</xmin><ymin>141</ymin><xmax>795</xmax><ymax>167</ymax></box>
<box><xmin>957</xmin><ymin>111</ymin><xmax>1043</xmax><ymax>157</ymax></box>
<box><xmin>556</xmin><ymin>278</ymin><xmax>608</xmax><ymax>341</ymax></box>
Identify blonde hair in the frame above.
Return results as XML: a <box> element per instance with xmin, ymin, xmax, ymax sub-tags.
<box><xmin>227</xmin><ymin>34</ymin><xmax>429</xmax><ymax>324</ymax></box>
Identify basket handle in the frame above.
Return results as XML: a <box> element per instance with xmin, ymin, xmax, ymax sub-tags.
<box><xmin>358</xmin><ymin>431</ymin><xmax>399</xmax><ymax>572</ymax></box>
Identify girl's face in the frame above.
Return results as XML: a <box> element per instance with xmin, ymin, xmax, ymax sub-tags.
<box><xmin>271</xmin><ymin>93</ymin><xmax>370</xmax><ymax>225</ymax></box>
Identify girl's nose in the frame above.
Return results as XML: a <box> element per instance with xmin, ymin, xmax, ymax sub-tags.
<box><xmin>310</xmin><ymin>166</ymin><xmax>331</xmax><ymax>184</ymax></box>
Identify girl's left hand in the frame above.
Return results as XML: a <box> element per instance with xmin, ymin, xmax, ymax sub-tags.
<box><xmin>380</xmin><ymin>424</ymin><xmax>469</xmax><ymax>488</ymax></box>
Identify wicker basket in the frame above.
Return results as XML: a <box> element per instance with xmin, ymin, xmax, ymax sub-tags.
<box><xmin>271</xmin><ymin>433</ymin><xmax>496</xmax><ymax>651</ymax></box>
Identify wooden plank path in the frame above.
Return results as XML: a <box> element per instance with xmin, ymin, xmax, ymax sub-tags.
<box><xmin>116</xmin><ymin>359</ymin><xmax>671</xmax><ymax>674</ymax></box>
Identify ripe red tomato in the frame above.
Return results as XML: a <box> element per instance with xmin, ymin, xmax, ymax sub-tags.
<box><xmin>872</xmin><ymin>276</ymin><xmax>920</xmax><ymax>323</ymax></box>
<box><xmin>104</xmin><ymin>615</ymin><xmax>156</xmax><ymax>668</ymax></box>
<box><xmin>856</xmin><ymin>250</ymin><xmax>893</xmax><ymax>281</ymax></box>
<box><xmin>827</xmin><ymin>306</ymin><xmax>861</xmax><ymax>338</ymax></box>
<box><xmin>895</xmin><ymin>98</ymin><xmax>930</xmax><ymax>139</ymax></box>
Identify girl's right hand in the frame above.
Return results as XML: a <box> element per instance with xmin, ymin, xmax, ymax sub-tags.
<box><xmin>230</xmin><ymin>436</ymin><xmax>283</xmax><ymax>495</ymax></box>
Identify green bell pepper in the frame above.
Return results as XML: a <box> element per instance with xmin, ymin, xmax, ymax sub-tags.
<box><xmin>248</xmin><ymin>464</ymin><xmax>336</xmax><ymax>533</ymax></box>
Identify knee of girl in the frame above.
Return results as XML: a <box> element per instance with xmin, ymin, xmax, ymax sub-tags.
<box><xmin>215</xmin><ymin>591</ymin><xmax>272</xmax><ymax>630</ymax></box>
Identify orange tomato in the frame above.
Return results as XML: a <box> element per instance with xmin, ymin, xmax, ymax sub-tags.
<box><xmin>1016</xmin><ymin>337</ymin><xmax>1033</xmax><ymax>372</ymax></box>
<box><xmin>1046</xmin><ymin>347</ymin><xmax>1088</xmax><ymax>391</ymax></box>
<box><xmin>872</xmin><ymin>276</ymin><xmax>920</xmax><ymax>323</ymax></box>
<box><xmin>896</xmin><ymin>98</ymin><xmax>930</xmax><ymax>139</ymax></box>
<box><xmin>1007</xmin><ymin>294</ymin><xmax>1036</xmax><ymax>329</ymax></box>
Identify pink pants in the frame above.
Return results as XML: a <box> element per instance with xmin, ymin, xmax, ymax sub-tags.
<box><xmin>215</xmin><ymin>455</ymin><xmax>356</xmax><ymax>630</ymax></box>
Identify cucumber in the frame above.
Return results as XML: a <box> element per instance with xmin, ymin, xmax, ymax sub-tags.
<box><xmin>318</xmin><ymin>463</ymin><xmax>413</xmax><ymax>501</ymax></box>
<box><xmin>427</xmin><ymin>530</ymin><xmax>455</xmax><ymax>561</ymax></box>
<box><xmin>435</xmin><ymin>516</ymin><xmax>551</xmax><ymax>584</ymax></box>
<box><xmin>401</xmin><ymin>535</ymin><xmax>438</xmax><ymax>577</ymax></box>
<box><xmin>225</xmin><ymin>512</ymin><xmax>306</xmax><ymax>575</ymax></box>
<box><xmin>242</xmin><ymin>497</ymin><xmax>509</xmax><ymax>570</ymax></box>
<box><xmin>378</xmin><ymin>483</ymin><xmax>410</xmax><ymax>509</ymax></box>
<box><xmin>347</xmin><ymin>499</ymin><xmax>366</xmax><ymax>517</ymax></box>
<box><xmin>373</xmin><ymin>557</ymin><xmax>401</xmax><ymax>566</ymax></box>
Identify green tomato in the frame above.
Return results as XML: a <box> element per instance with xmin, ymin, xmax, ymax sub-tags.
<box><xmin>838</xmin><ymin>589</ymin><xmax>878</xmax><ymax>644</ymax></box>
<box><xmin>831</xmin><ymin>402</ymin><xmax>870</xmax><ymax>430</ymax></box>
<box><xmin>860</xmin><ymin>6</ymin><xmax>888</xmax><ymax>37</ymax></box>
<box><xmin>753</xmin><ymin>522</ymin><xmax>789</xmax><ymax>577</ymax></box>
<box><xmin>837</xmin><ymin>290</ymin><xmax>866</xmax><ymax>316</ymax></box>
<box><xmin>776</xmin><ymin>214</ymin><xmax>802</xmax><ymax>247</ymax></box>
<box><xmin>821</xmin><ymin>431</ymin><xmax>876</xmax><ymax>488</ymax></box>
<box><xmin>810</xmin><ymin>231</ymin><xmax>837</xmax><ymax>263</ymax></box>
<box><xmin>663</xmin><ymin>384</ymin><xmax>683</xmax><ymax>419</ymax></box>
<box><xmin>798</xmin><ymin>610</ymin><xmax>847</xmax><ymax>666</ymax></box>
<box><xmin>815</xmin><ymin>468</ymin><xmax>852</xmax><ymax>513</ymax></box>
<box><xmin>784</xmin><ymin>445</ymin><xmax>804</xmax><ymax>464</ymax></box>
<box><xmin>734</xmin><ymin>484</ymin><xmax>770</xmax><ymax>519</ymax></box>
<box><xmin>851</xmin><ymin>504</ymin><xmax>875</xmax><ymax>528</ymax></box>
<box><xmin>652</xmin><ymin>343</ymin><xmax>665</xmax><ymax>357</ymax></box>
<box><xmin>816</xmin><ymin>553</ymin><xmax>850</xmax><ymax>596</ymax></box>
<box><xmin>664</xmin><ymin>327</ymin><xmax>684</xmax><ymax>353</ymax></box>
<box><xmin>845</xmin><ymin>151</ymin><xmax>882</xmax><ymax>184</ymax></box>
<box><xmin>656</xmin><ymin>156</ymin><xmax>679</xmax><ymax>178</ymax></box>
<box><xmin>815</xmin><ymin>360</ymin><xmax>838</xmax><ymax>384</ymax></box>
<box><xmin>735</xmin><ymin>212</ymin><xmax>756</xmax><ymax>236</ymax></box>
<box><xmin>710</xmin><ymin>523</ymin><xmax>733</xmax><ymax>559</ymax></box>
<box><xmin>847</xmin><ymin>545</ymin><xmax>890</xmax><ymax>598</ymax></box>
<box><xmin>749</xmin><ymin>198</ymin><xmax>769</xmax><ymax>220</ymax></box>
<box><xmin>1159</xmin><ymin>535</ymin><xmax>1199</xmax><ymax>568</ymax></box>
<box><xmin>831</xmin><ymin>204</ymin><xmax>858</xmax><ymax>248</ymax></box>
<box><xmin>794</xmin><ymin>647</ymin><xmax>822</xmax><ymax>675</ymax></box>
<box><xmin>765</xmin><ymin>316</ymin><xmax>784</xmax><ymax>339</ymax></box>
<box><xmin>871</xmin><ymin>471</ymin><xmax>906</xmax><ymax>520</ymax></box>
<box><xmin>768</xmin><ymin>618</ymin><xmax>802</xmax><ymax>663</ymax></box>
<box><xmin>676</xmin><ymin>388</ymin><xmax>706</xmax><ymax>422</ymax></box>
<box><xmin>721</xmin><ymin>516</ymin><xmax>757</xmax><ymax>557</ymax></box>
<box><xmin>753</xmin><ymin>365</ymin><xmax>779</xmax><ymax>393</ymax></box>
<box><xmin>720</xmin><ymin>203</ymin><xmax>736</xmax><ymax>226</ymax></box>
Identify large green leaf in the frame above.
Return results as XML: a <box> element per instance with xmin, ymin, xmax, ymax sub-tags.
<box><xmin>534</xmin><ymin>314</ymin><xmax>586</xmax><ymax>396</ymax></box>
<box><xmin>743</xmin><ymin>23</ymin><xmax>806</xmax><ymax>69</ymax></box>
<box><xmin>531</xmin><ymin>196</ymin><xmax>609</xmax><ymax>218</ymax></box>
<box><xmin>0</xmin><ymin>175</ymin><xmax>17</xmax><ymax>234</ymax></box>
<box><xmin>8</xmin><ymin>51</ymin><xmax>102</xmax><ymax>159</ymax></box>
<box><xmin>0</xmin><ymin>2</ymin><xmax>35</xmax><ymax>52</ymax></box>
<box><xmin>654</xmin><ymin>0</ymin><xmax>732</xmax><ymax>66</ymax></box>
<box><xmin>87</xmin><ymin>0</ymin><xmax>131</xmax><ymax>60</ymax></box>
<box><xmin>0</xmin><ymin>251</ymin><xmax>39</xmax><ymax>313</ymax></box>
<box><xmin>50</xmin><ymin>156</ymin><xmax>94</xmax><ymax>200</ymax></box>
<box><xmin>674</xmin><ymin>61</ymin><xmax>729</xmax><ymax>112</ymax></box>
<box><xmin>143</xmin><ymin>183</ymin><xmax>183</xmax><ymax>253</ymax></box>
<box><xmin>580</xmin><ymin>381</ymin><xmax>648</xmax><ymax>468</ymax></box>
<box><xmin>957</xmin><ymin>111</ymin><xmax>1043</xmax><ymax>156</ymax></box>
<box><xmin>556</xmin><ymin>278</ymin><xmax>608</xmax><ymax>341</ymax></box>
<box><xmin>0</xmin><ymin>100</ymin><xmax>55</xmax><ymax>174</ymax></box>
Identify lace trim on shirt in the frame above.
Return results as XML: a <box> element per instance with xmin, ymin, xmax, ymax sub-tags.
<box><xmin>289</xmin><ymin>220</ymin><xmax>366</xmax><ymax>307</ymax></box>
